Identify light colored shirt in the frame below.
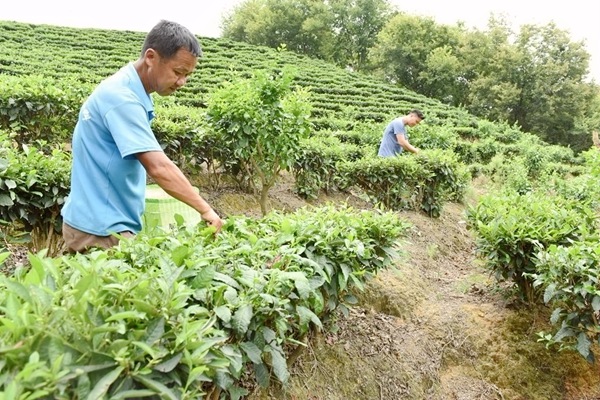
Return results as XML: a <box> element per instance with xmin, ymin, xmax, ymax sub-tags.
<box><xmin>378</xmin><ymin>117</ymin><xmax>407</xmax><ymax>157</ymax></box>
<box><xmin>62</xmin><ymin>63</ymin><xmax>162</xmax><ymax>235</ymax></box>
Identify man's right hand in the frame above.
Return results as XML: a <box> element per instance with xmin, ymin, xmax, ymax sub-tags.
<box><xmin>201</xmin><ymin>209</ymin><xmax>224</xmax><ymax>233</ymax></box>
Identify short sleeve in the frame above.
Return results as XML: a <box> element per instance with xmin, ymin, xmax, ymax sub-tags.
<box><xmin>391</xmin><ymin>119</ymin><xmax>407</xmax><ymax>136</ymax></box>
<box><xmin>104</xmin><ymin>102</ymin><xmax>162</xmax><ymax>158</ymax></box>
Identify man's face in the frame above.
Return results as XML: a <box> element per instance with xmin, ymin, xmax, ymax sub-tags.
<box><xmin>406</xmin><ymin>114</ymin><xmax>423</xmax><ymax>127</ymax></box>
<box><xmin>146</xmin><ymin>48</ymin><xmax>197</xmax><ymax>96</ymax></box>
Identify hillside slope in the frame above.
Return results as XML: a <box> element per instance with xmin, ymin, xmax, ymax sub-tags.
<box><xmin>202</xmin><ymin>178</ymin><xmax>600</xmax><ymax>400</ymax></box>
<box><xmin>0</xmin><ymin>20</ymin><xmax>474</xmax><ymax>127</ymax></box>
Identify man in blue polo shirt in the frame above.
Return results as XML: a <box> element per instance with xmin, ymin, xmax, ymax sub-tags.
<box><xmin>61</xmin><ymin>20</ymin><xmax>223</xmax><ymax>253</ymax></box>
<box><xmin>378</xmin><ymin>109</ymin><xmax>425</xmax><ymax>157</ymax></box>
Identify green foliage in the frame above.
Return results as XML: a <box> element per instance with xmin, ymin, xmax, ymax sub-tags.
<box><xmin>418</xmin><ymin>45</ymin><xmax>464</xmax><ymax>103</ymax></box>
<box><xmin>331</xmin><ymin>120</ymin><xmax>385</xmax><ymax>150</ymax></box>
<box><xmin>470</xmin><ymin>138</ymin><xmax>501</xmax><ymax>164</ymax></box>
<box><xmin>1</xmin><ymin>20</ymin><xmax>468</xmax><ymax>132</ymax></box>
<box><xmin>0</xmin><ymin>204</ymin><xmax>410</xmax><ymax>397</ymax></box>
<box><xmin>337</xmin><ymin>154</ymin><xmax>424</xmax><ymax>211</ymax></box>
<box><xmin>151</xmin><ymin>104</ymin><xmax>216</xmax><ymax>174</ymax></box>
<box><xmin>581</xmin><ymin>147</ymin><xmax>600</xmax><ymax>177</ymax></box>
<box><xmin>206</xmin><ymin>67</ymin><xmax>312</xmax><ymax>215</ymax></box>
<box><xmin>0</xmin><ymin>17</ymin><xmax>595</xmax><ymax>153</ymax></box>
<box><xmin>336</xmin><ymin>149</ymin><xmax>469</xmax><ymax>217</ymax></box>
<box><xmin>0</xmin><ymin>134</ymin><xmax>70</xmax><ymax>255</ymax></box>
<box><xmin>0</xmin><ymin>250</ymin><xmax>8</xmax><ymax>267</ymax></box>
<box><xmin>222</xmin><ymin>0</ymin><xmax>393</xmax><ymax>71</ymax></box>
<box><xmin>222</xmin><ymin>0</ymin><xmax>336</xmax><ymax>62</ymax></box>
<box><xmin>533</xmin><ymin>237</ymin><xmax>600</xmax><ymax>362</ymax></box>
<box><xmin>409</xmin><ymin>124</ymin><xmax>458</xmax><ymax>151</ymax></box>
<box><xmin>485</xmin><ymin>155</ymin><xmax>533</xmax><ymax>195</ymax></box>
<box><xmin>0</xmin><ymin>74</ymin><xmax>91</xmax><ymax>144</ymax></box>
<box><xmin>415</xmin><ymin>149</ymin><xmax>471</xmax><ymax>212</ymax></box>
<box><xmin>536</xmin><ymin>149</ymin><xmax>600</xmax><ymax>209</ymax></box>
<box><xmin>327</xmin><ymin>0</ymin><xmax>393</xmax><ymax>71</ymax></box>
<box><xmin>369</xmin><ymin>13</ymin><xmax>461</xmax><ymax>93</ymax></box>
<box><xmin>544</xmin><ymin>174</ymin><xmax>600</xmax><ymax>208</ymax></box>
<box><xmin>369</xmin><ymin>13</ymin><xmax>595</xmax><ymax>149</ymax></box>
<box><xmin>466</xmin><ymin>192</ymin><xmax>598</xmax><ymax>303</ymax></box>
<box><xmin>574</xmin><ymin>90</ymin><xmax>600</xmax><ymax>147</ymax></box>
<box><xmin>512</xmin><ymin>23</ymin><xmax>594</xmax><ymax>143</ymax></box>
<box><xmin>293</xmin><ymin>135</ymin><xmax>362</xmax><ymax>199</ymax></box>
<box><xmin>478</xmin><ymin>119</ymin><xmax>526</xmax><ymax>144</ymax></box>
<box><xmin>482</xmin><ymin>134</ymin><xmax>577</xmax><ymax>193</ymax></box>
<box><xmin>0</xmin><ymin>250</ymin><xmax>232</xmax><ymax>399</ymax></box>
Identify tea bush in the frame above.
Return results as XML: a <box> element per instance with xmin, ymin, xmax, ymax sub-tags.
<box><xmin>466</xmin><ymin>192</ymin><xmax>598</xmax><ymax>303</ymax></box>
<box><xmin>0</xmin><ymin>204</ymin><xmax>410</xmax><ymax>398</ymax></box>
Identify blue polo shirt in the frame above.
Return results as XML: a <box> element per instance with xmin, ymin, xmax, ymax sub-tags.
<box><xmin>378</xmin><ymin>117</ymin><xmax>407</xmax><ymax>157</ymax></box>
<box><xmin>62</xmin><ymin>63</ymin><xmax>162</xmax><ymax>236</ymax></box>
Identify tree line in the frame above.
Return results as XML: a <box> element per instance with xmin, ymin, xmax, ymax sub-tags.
<box><xmin>221</xmin><ymin>0</ymin><xmax>600</xmax><ymax>152</ymax></box>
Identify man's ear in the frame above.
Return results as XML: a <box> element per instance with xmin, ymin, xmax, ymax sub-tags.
<box><xmin>144</xmin><ymin>48</ymin><xmax>159</xmax><ymax>67</ymax></box>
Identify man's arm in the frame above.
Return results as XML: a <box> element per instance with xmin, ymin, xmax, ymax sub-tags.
<box><xmin>396</xmin><ymin>134</ymin><xmax>419</xmax><ymax>153</ymax></box>
<box><xmin>137</xmin><ymin>151</ymin><xmax>224</xmax><ymax>232</ymax></box>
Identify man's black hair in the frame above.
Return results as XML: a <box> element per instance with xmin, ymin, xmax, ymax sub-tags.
<box><xmin>141</xmin><ymin>20</ymin><xmax>202</xmax><ymax>59</ymax></box>
<box><xmin>410</xmin><ymin>109</ymin><xmax>425</xmax><ymax>120</ymax></box>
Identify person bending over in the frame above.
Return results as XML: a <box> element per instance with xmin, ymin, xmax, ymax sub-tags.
<box><xmin>378</xmin><ymin>109</ymin><xmax>425</xmax><ymax>157</ymax></box>
<box><xmin>61</xmin><ymin>20</ymin><xmax>223</xmax><ymax>253</ymax></box>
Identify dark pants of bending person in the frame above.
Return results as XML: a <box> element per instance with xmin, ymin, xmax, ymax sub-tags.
<box><xmin>62</xmin><ymin>223</ymin><xmax>135</xmax><ymax>254</ymax></box>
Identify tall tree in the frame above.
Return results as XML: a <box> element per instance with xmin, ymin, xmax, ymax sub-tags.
<box><xmin>328</xmin><ymin>0</ymin><xmax>393</xmax><ymax>71</ymax></box>
<box><xmin>221</xmin><ymin>0</ymin><xmax>335</xmax><ymax>61</ymax></box>
<box><xmin>576</xmin><ymin>88</ymin><xmax>600</xmax><ymax>134</ymax></box>
<box><xmin>368</xmin><ymin>13</ymin><xmax>459</xmax><ymax>92</ymax></box>
<box><xmin>511</xmin><ymin>23</ymin><xmax>593</xmax><ymax>145</ymax></box>
<box><xmin>418</xmin><ymin>45</ymin><xmax>465</xmax><ymax>105</ymax></box>
<box><xmin>221</xmin><ymin>0</ymin><xmax>391</xmax><ymax>70</ymax></box>
<box><xmin>461</xmin><ymin>17</ymin><xmax>524</xmax><ymax>121</ymax></box>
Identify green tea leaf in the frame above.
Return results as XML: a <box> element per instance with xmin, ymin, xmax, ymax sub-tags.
<box><xmin>0</xmin><ymin>193</ymin><xmax>13</xmax><ymax>206</ymax></box>
<box><xmin>214</xmin><ymin>272</ymin><xmax>241</xmax><ymax>289</ymax></box>
<box><xmin>240</xmin><ymin>341</ymin><xmax>262</xmax><ymax>364</ymax></box>
<box><xmin>191</xmin><ymin>265</ymin><xmax>216</xmax><ymax>288</ymax></box>
<box><xmin>87</xmin><ymin>366</ymin><xmax>124</xmax><ymax>400</ymax></box>
<box><xmin>268</xmin><ymin>347</ymin><xmax>289</xmax><ymax>383</ymax></box>
<box><xmin>174</xmin><ymin>213</ymin><xmax>185</xmax><ymax>226</ymax></box>
<box><xmin>133</xmin><ymin>375</ymin><xmax>179</xmax><ymax>400</ymax></box>
<box><xmin>214</xmin><ymin>305</ymin><xmax>232</xmax><ymax>323</ymax></box>
<box><xmin>4</xmin><ymin>179</ymin><xmax>16</xmax><ymax>189</ymax></box>
<box><xmin>106</xmin><ymin>311</ymin><xmax>146</xmax><ymax>322</ymax></box>
<box><xmin>296</xmin><ymin>306</ymin><xmax>322</xmax><ymax>329</ymax></box>
<box><xmin>109</xmin><ymin>389</ymin><xmax>157</xmax><ymax>399</ymax></box>
<box><xmin>577</xmin><ymin>332</ymin><xmax>591</xmax><ymax>360</ymax></box>
<box><xmin>0</xmin><ymin>252</ymin><xmax>10</xmax><ymax>265</ymax></box>
<box><xmin>153</xmin><ymin>352</ymin><xmax>182</xmax><ymax>373</ymax></box>
<box><xmin>171</xmin><ymin>245</ymin><xmax>190</xmax><ymax>267</ymax></box>
<box><xmin>254</xmin><ymin>362</ymin><xmax>270</xmax><ymax>388</ymax></box>
<box><xmin>228</xmin><ymin>385</ymin><xmax>250</xmax><ymax>400</ymax></box>
<box><xmin>232</xmin><ymin>305</ymin><xmax>253</xmax><ymax>335</ymax></box>
<box><xmin>143</xmin><ymin>317</ymin><xmax>165</xmax><ymax>346</ymax></box>
<box><xmin>132</xmin><ymin>341</ymin><xmax>158</xmax><ymax>358</ymax></box>
<box><xmin>543</xmin><ymin>283</ymin><xmax>556</xmax><ymax>304</ymax></box>
<box><xmin>4</xmin><ymin>279</ymin><xmax>32</xmax><ymax>304</ymax></box>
